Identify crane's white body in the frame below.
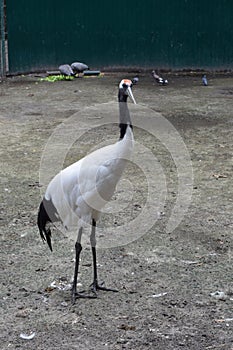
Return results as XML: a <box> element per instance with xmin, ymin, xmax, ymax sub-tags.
<box><xmin>45</xmin><ymin>126</ymin><xmax>134</xmax><ymax>229</ymax></box>
<box><xmin>37</xmin><ymin>79</ymin><xmax>136</xmax><ymax>302</ymax></box>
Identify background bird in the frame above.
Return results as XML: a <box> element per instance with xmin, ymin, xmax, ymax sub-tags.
<box><xmin>71</xmin><ymin>62</ymin><xmax>89</xmax><ymax>76</ymax></box>
<box><xmin>151</xmin><ymin>70</ymin><xmax>168</xmax><ymax>85</ymax></box>
<box><xmin>58</xmin><ymin>64</ymin><xmax>74</xmax><ymax>76</ymax></box>
<box><xmin>202</xmin><ymin>74</ymin><xmax>208</xmax><ymax>86</ymax></box>
<box><xmin>37</xmin><ymin>79</ymin><xmax>136</xmax><ymax>304</ymax></box>
<box><xmin>132</xmin><ymin>75</ymin><xmax>139</xmax><ymax>85</ymax></box>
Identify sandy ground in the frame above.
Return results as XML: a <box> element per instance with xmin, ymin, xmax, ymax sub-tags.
<box><xmin>0</xmin><ymin>72</ymin><xmax>232</xmax><ymax>350</ymax></box>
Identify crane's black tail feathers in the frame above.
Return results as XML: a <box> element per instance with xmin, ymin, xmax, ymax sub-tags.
<box><xmin>37</xmin><ymin>199</ymin><xmax>55</xmax><ymax>251</ymax></box>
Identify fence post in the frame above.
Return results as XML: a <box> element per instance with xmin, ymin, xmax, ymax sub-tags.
<box><xmin>0</xmin><ymin>0</ymin><xmax>6</xmax><ymax>77</ymax></box>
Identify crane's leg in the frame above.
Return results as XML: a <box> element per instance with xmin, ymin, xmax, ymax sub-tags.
<box><xmin>90</xmin><ymin>219</ymin><xmax>118</xmax><ymax>294</ymax></box>
<box><xmin>71</xmin><ymin>226</ymin><xmax>96</xmax><ymax>304</ymax></box>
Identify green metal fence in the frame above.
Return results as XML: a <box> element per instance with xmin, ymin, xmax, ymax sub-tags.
<box><xmin>0</xmin><ymin>0</ymin><xmax>6</xmax><ymax>76</ymax></box>
<box><xmin>6</xmin><ymin>0</ymin><xmax>233</xmax><ymax>74</ymax></box>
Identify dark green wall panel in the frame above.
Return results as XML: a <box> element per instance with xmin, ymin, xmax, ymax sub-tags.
<box><xmin>6</xmin><ymin>0</ymin><xmax>233</xmax><ymax>73</ymax></box>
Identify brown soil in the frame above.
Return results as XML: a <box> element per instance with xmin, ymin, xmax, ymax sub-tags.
<box><xmin>0</xmin><ymin>72</ymin><xmax>232</xmax><ymax>349</ymax></box>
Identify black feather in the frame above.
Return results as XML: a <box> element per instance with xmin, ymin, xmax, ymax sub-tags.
<box><xmin>37</xmin><ymin>198</ymin><xmax>60</xmax><ymax>252</ymax></box>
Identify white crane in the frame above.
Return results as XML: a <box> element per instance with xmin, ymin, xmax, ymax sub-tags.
<box><xmin>37</xmin><ymin>79</ymin><xmax>136</xmax><ymax>303</ymax></box>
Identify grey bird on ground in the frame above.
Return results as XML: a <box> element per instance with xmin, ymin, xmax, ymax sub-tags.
<box><xmin>71</xmin><ymin>62</ymin><xmax>89</xmax><ymax>76</ymax></box>
<box><xmin>132</xmin><ymin>76</ymin><xmax>139</xmax><ymax>85</ymax></box>
<box><xmin>58</xmin><ymin>64</ymin><xmax>74</xmax><ymax>76</ymax></box>
<box><xmin>202</xmin><ymin>75</ymin><xmax>208</xmax><ymax>86</ymax></box>
<box><xmin>151</xmin><ymin>70</ymin><xmax>168</xmax><ymax>85</ymax></box>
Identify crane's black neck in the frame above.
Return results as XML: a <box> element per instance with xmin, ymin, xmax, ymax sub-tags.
<box><xmin>118</xmin><ymin>89</ymin><xmax>133</xmax><ymax>140</ymax></box>
<box><xmin>118</xmin><ymin>88</ymin><xmax>129</xmax><ymax>103</ymax></box>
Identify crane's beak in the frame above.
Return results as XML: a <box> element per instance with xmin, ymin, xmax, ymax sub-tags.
<box><xmin>127</xmin><ymin>86</ymin><xmax>136</xmax><ymax>104</ymax></box>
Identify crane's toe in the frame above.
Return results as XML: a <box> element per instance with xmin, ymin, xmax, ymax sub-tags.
<box><xmin>90</xmin><ymin>280</ymin><xmax>118</xmax><ymax>295</ymax></box>
<box><xmin>71</xmin><ymin>290</ymin><xmax>97</xmax><ymax>304</ymax></box>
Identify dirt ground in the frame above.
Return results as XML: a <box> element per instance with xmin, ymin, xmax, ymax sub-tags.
<box><xmin>0</xmin><ymin>72</ymin><xmax>232</xmax><ymax>350</ymax></box>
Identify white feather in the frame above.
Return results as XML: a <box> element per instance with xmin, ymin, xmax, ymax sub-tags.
<box><xmin>45</xmin><ymin>126</ymin><xmax>134</xmax><ymax>228</ymax></box>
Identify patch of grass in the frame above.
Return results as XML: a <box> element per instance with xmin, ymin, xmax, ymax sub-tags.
<box><xmin>40</xmin><ymin>75</ymin><xmax>74</xmax><ymax>82</ymax></box>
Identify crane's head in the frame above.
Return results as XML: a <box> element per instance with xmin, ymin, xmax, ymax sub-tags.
<box><xmin>118</xmin><ymin>79</ymin><xmax>136</xmax><ymax>104</ymax></box>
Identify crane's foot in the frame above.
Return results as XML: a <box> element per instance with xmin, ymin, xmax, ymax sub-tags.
<box><xmin>71</xmin><ymin>289</ymin><xmax>97</xmax><ymax>304</ymax></box>
<box><xmin>89</xmin><ymin>280</ymin><xmax>118</xmax><ymax>295</ymax></box>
